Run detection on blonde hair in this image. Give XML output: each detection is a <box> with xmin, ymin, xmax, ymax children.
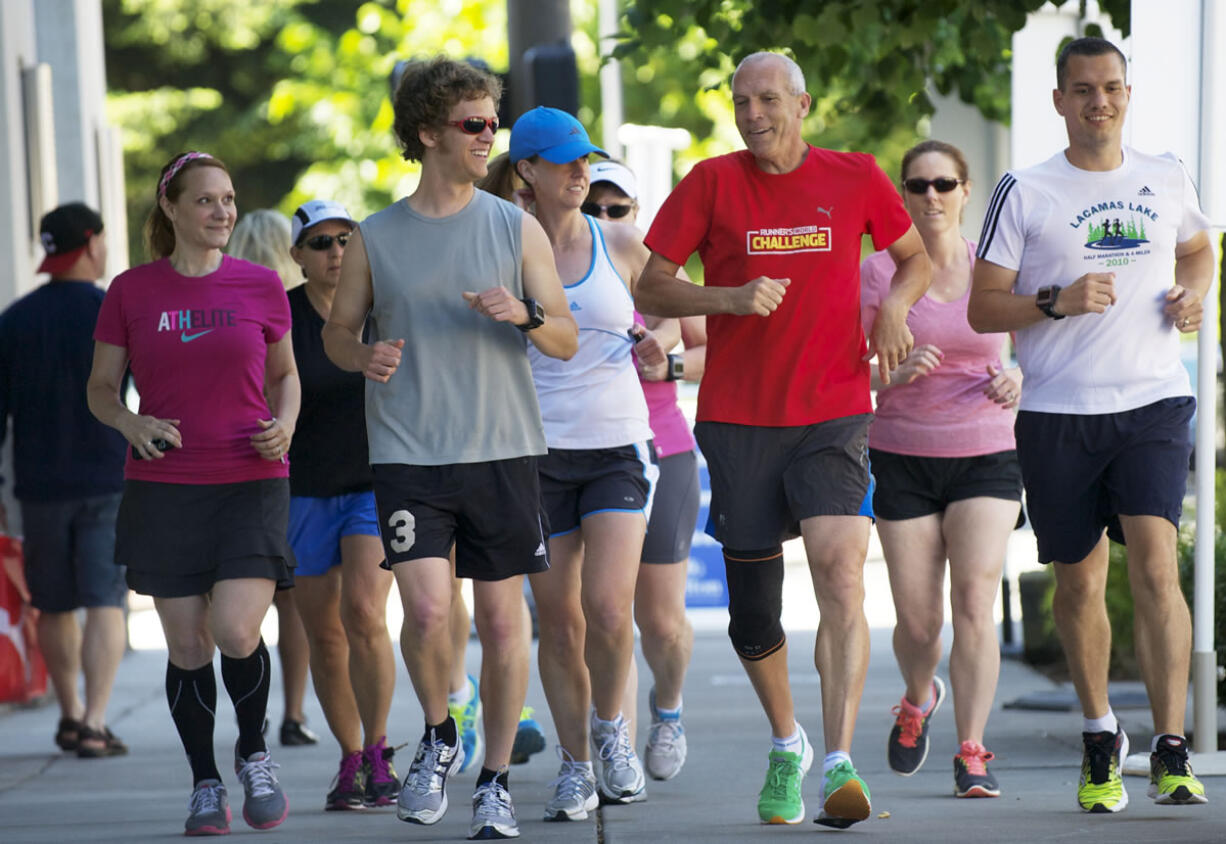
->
<box><xmin>228</xmin><ymin>209</ymin><xmax>300</xmax><ymax>289</ymax></box>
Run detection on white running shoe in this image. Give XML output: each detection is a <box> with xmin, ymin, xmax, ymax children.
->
<box><xmin>589</xmin><ymin>711</ymin><xmax>646</xmax><ymax>804</ymax></box>
<box><xmin>469</xmin><ymin>779</ymin><xmax>519</xmax><ymax>839</ymax></box>
<box><xmin>544</xmin><ymin>746</ymin><xmax>599</xmax><ymax>821</ymax></box>
<box><xmin>397</xmin><ymin>728</ymin><xmax>464</xmax><ymax>825</ymax></box>
<box><xmin>644</xmin><ymin>687</ymin><xmax>687</xmax><ymax>781</ymax></box>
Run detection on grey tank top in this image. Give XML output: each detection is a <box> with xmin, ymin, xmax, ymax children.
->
<box><xmin>360</xmin><ymin>190</ymin><xmax>546</xmax><ymax>466</ymax></box>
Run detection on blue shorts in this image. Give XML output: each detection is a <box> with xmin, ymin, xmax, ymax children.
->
<box><xmin>288</xmin><ymin>491</ymin><xmax>380</xmax><ymax>577</ymax></box>
<box><xmin>1015</xmin><ymin>397</ymin><xmax>1194</xmax><ymax>565</ymax></box>
<box><xmin>22</xmin><ymin>494</ymin><xmax>125</xmax><ymax>613</ymax></box>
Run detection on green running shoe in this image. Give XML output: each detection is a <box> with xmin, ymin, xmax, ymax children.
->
<box><xmin>814</xmin><ymin>760</ymin><xmax>871</xmax><ymax>829</ymax></box>
<box><xmin>1078</xmin><ymin>726</ymin><xmax>1129</xmax><ymax>813</ymax></box>
<box><xmin>757</xmin><ymin>725</ymin><xmax>813</xmax><ymax>824</ymax></box>
<box><xmin>1148</xmin><ymin>734</ymin><xmax>1207</xmax><ymax>805</ymax></box>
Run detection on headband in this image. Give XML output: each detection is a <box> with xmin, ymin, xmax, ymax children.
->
<box><xmin>158</xmin><ymin>151</ymin><xmax>213</xmax><ymax>199</ymax></box>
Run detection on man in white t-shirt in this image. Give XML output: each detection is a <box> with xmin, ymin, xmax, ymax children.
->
<box><xmin>969</xmin><ymin>37</ymin><xmax>1213</xmax><ymax>814</ymax></box>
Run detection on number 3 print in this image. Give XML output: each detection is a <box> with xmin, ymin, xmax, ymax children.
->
<box><xmin>388</xmin><ymin>509</ymin><xmax>416</xmax><ymax>553</ymax></box>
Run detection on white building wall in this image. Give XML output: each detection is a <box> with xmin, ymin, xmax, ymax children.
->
<box><xmin>0</xmin><ymin>1</ymin><xmax>41</xmax><ymax>302</ymax></box>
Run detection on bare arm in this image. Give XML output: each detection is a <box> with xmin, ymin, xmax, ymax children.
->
<box><xmin>251</xmin><ymin>333</ymin><xmax>300</xmax><ymax>461</ymax></box>
<box><xmin>867</xmin><ymin>225</ymin><xmax>931</xmax><ymax>384</ymax></box>
<box><xmin>512</xmin><ymin>213</ymin><xmax>578</xmax><ymax>359</ymax></box>
<box><xmin>968</xmin><ymin>258</ymin><xmax>1118</xmax><ymax>334</ymax></box>
<box><xmin>323</xmin><ymin>228</ymin><xmax>406</xmax><ymax>381</ymax></box>
<box><xmin>634</xmin><ymin>252</ymin><xmax>789</xmax><ymax>318</ymax></box>
<box><xmin>86</xmin><ymin>340</ymin><xmax>181</xmax><ymax>460</ymax></box>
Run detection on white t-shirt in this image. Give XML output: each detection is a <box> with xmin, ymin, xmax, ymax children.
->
<box><xmin>976</xmin><ymin>147</ymin><xmax>1208</xmax><ymax>414</ymax></box>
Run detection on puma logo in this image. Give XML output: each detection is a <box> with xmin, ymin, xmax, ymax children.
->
<box><xmin>816</xmin><ymin>205</ymin><xmax>833</xmax><ymax>218</ymax></box>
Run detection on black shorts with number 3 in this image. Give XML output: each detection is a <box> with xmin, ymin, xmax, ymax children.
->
<box><xmin>371</xmin><ymin>458</ymin><xmax>550</xmax><ymax>581</ymax></box>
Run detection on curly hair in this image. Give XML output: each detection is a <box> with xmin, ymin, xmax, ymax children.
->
<box><xmin>392</xmin><ymin>57</ymin><xmax>502</xmax><ymax>163</ymax></box>
<box><xmin>143</xmin><ymin>151</ymin><xmax>231</xmax><ymax>260</ymax></box>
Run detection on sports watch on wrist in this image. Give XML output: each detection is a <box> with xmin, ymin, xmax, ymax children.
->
<box><xmin>1036</xmin><ymin>285</ymin><xmax>1065</xmax><ymax>320</ymax></box>
<box><xmin>515</xmin><ymin>297</ymin><xmax>545</xmax><ymax>331</ymax></box>
<box><xmin>666</xmin><ymin>353</ymin><xmax>684</xmax><ymax>382</ymax></box>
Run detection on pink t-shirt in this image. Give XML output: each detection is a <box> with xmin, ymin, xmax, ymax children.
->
<box><xmin>859</xmin><ymin>241</ymin><xmax>1015</xmax><ymax>457</ymax></box>
<box><xmin>634</xmin><ymin>312</ymin><xmax>696</xmax><ymax>459</ymax></box>
<box><xmin>94</xmin><ymin>256</ymin><xmax>291</xmax><ymax>484</ymax></box>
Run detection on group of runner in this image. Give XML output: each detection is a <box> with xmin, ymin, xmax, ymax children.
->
<box><xmin>78</xmin><ymin>34</ymin><xmax>1210</xmax><ymax>841</ymax></box>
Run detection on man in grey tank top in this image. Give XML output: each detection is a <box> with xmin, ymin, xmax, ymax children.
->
<box><xmin>323</xmin><ymin>56</ymin><xmax>577</xmax><ymax>840</ymax></box>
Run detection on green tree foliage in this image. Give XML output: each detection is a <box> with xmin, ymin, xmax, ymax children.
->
<box><xmin>614</xmin><ymin>0</ymin><xmax>1131</xmax><ymax>177</ymax></box>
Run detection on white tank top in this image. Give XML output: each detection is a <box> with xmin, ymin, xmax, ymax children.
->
<box><xmin>528</xmin><ymin>216</ymin><xmax>653</xmax><ymax>449</ymax></box>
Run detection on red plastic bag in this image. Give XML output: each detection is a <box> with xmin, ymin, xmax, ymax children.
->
<box><xmin>0</xmin><ymin>535</ymin><xmax>48</xmax><ymax>703</ymax></box>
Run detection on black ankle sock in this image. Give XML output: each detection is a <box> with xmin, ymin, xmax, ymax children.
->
<box><xmin>220</xmin><ymin>639</ymin><xmax>271</xmax><ymax>759</ymax></box>
<box><xmin>166</xmin><ymin>660</ymin><xmax>221</xmax><ymax>785</ymax></box>
<box><xmin>424</xmin><ymin>716</ymin><xmax>458</xmax><ymax>747</ymax></box>
<box><xmin>476</xmin><ymin>767</ymin><xmax>508</xmax><ymax>789</ymax></box>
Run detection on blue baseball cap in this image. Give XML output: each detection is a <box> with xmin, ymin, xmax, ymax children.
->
<box><xmin>509</xmin><ymin>107</ymin><xmax>608</xmax><ymax>164</ymax></box>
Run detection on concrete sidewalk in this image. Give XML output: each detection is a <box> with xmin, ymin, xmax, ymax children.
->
<box><xmin>2</xmin><ymin>609</ymin><xmax>1224</xmax><ymax>842</ymax></box>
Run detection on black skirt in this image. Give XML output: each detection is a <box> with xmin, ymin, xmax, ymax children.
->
<box><xmin>116</xmin><ymin>478</ymin><xmax>295</xmax><ymax>597</ymax></box>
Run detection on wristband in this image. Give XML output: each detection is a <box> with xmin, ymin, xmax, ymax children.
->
<box><xmin>666</xmin><ymin>353</ymin><xmax>684</xmax><ymax>381</ymax></box>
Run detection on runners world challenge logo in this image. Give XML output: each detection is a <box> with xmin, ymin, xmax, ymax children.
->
<box><xmin>1068</xmin><ymin>197</ymin><xmax>1155</xmax><ymax>265</ymax></box>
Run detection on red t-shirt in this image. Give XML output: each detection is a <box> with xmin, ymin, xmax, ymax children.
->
<box><xmin>646</xmin><ymin>147</ymin><xmax>911</xmax><ymax>426</ymax></box>
<box><xmin>93</xmin><ymin>256</ymin><xmax>291</xmax><ymax>484</ymax></box>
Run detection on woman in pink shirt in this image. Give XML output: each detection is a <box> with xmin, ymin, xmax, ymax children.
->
<box><xmin>87</xmin><ymin>151</ymin><xmax>299</xmax><ymax>835</ymax></box>
<box><xmin>860</xmin><ymin>140</ymin><xmax>1021</xmax><ymax>800</ymax></box>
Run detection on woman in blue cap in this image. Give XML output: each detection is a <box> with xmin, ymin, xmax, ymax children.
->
<box><xmin>497</xmin><ymin>107</ymin><xmax>667</xmax><ymax>821</ymax></box>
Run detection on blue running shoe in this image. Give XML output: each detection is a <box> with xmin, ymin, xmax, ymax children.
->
<box><xmin>448</xmin><ymin>674</ymin><xmax>483</xmax><ymax>774</ymax></box>
<box><xmin>511</xmin><ymin>707</ymin><xmax>547</xmax><ymax>765</ymax></box>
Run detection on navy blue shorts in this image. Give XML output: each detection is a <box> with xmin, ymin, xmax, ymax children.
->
<box><xmin>22</xmin><ymin>494</ymin><xmax>126</xmax><ymax>613</ymax></box>
<box><xmin>1015</xmin><ymin>397</ymin><xmax>1194</xmax><ymax>564</ymax></box>
<box><xmin>870</xmin><ymin>449</ymin><xmax>1022</xmax><ymax>521</ymax></box>
<box><xmin>288</xmin><ymin>491</ymin><xmax>380</xmax><ymax>577</ymax></box>
<box><xmin>694</xmin><ymin>415</ymin><xmax>873</xmax><ymax>548</ymax></box>
<box><xmin>538</xmin><ymin>441</ymin><xmax>658</xmax><ymax>538</ymax></box>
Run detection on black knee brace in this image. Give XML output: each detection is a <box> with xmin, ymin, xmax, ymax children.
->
<box><xmin>724</xmin><ymin>546</ymin><xmax>786</xmax><ymax>661</ymax></box>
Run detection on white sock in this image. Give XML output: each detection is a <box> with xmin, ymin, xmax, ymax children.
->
<box><xmin>448</xmin><ymin>676</ymin><xmax>475</xmax><ymax>706</ymax></box>
<box><xmin>771</xmin><ymin>724</ymin><xmax>804</xmax><ymax>756</ymax></box>
<box><xmin>822</xmin><ymin>751</ymin><xmax>851</xmax><ymax>776</ymax></box>
<box><xmin>592</xmin><ymin>712</ymin><xmax>623</xmax><ymax>730</ymax></box>
<box><xmin>654</xmin><ymin>698</ymin><xmax>682</xmax><ymax>719</ymax></box>
<box><xmin>1083</xmin><ymin>710</ymin><xmax>1118</xmax><ymax>735</ymax></box>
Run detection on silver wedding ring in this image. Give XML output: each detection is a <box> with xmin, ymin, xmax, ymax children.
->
<box><xmin>1180</xmin><ymin>318</ymin><xmax>1189</xmax><ymax>328</ymax></box>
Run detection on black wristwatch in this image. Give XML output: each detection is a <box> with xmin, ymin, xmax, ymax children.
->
<box><xmin>515</xmin><ymin>297</ymin><xmax>545</xmax><ymax>331</ymax></box>
<box><xmin>666</xmin><ymin>353</ymin><xmax>684</xmax><ymax>381</ymax></box>
<box><xmin>1036</xmin><ymin>285</ymin><xmax>1065</xmax><ymax>320</ymax></box>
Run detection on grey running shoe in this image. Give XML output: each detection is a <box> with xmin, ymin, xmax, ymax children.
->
<box><xmin>234</xmin><ymin>746</ymin><xmax>289</xmax><ymax>830</ymax></box>
<box><xmin>469</xmin><ymin>780</ymin><xmax>520</xmax><ymax>839</ymax></box>
<box><xmin>589</xmin><ymin>712</ymin><xmax>646</xmax><ymax>804</ymax></box>
<box><xmin>185</xmin><ymin>779</ymin><xmax>231</xmax><ymax>836</ymax></box>
<box><xmin>544</xmin><ymin>746</ymin><xmax>598</xmax><ymax>821</ymax></box>
<box><xmin>397</xmin><ymin>729</ymin><xmax>464</xmax><ymax>825</ymax></box>
<box><xmin>644</xmin><ymin>688</ymin><xmax>687</xmax><ymax>781</ymax></box>
<box><xmin>326</xmin><ymin>750</ymin><xmax>366</xmax><ymax>811</ymax></box>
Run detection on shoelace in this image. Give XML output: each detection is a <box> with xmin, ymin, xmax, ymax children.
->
<box><xmin>190</xmin><ymin>782</ymin><xmax>225</xmax><ymax>816</ymax></box>
<box><xmin>648</xmin><ymin>717</ymin><xmax>684</xmax><ymax>752</ymax></box>
<box><xmin>957</xmin><ymin>742</ymin><xmax>995</xmax><ymax>776</ymax></box>
<box><xmin>1083</xmin><ymin>732</ymin><xmax>1115</xmax><ymax>784</ymax></box>
<box><xmin>764</xmin><ymin>755</ymin><xmax>802</xmax><ymax>798</ymax></box>
<box><xmin>473</xmin><ymin>781</ymin><xmax>515</xmax><ymax>821</ymax></box>
<box><xmin>1154</xmin><ymin>744</ymin><xmax>1191</xmax><ymax>777</ymax></box>
<box><xmin>594</xmin><ymin>720</ymin><xmax>635</xmax><ymax>772</ymax></box>
<box><xmin>334</xmin><ymin>751</ymin><xmax>363</xmax><ymax>791</ymax></box>
<box><xmin>547</xmin><ymin>748</ymin><xmax>594</xmax><ymax>801</ymax></box>
<box><xmin>366</xmin><ymin>739</ymin><xmax>396</xmax><ymax>784</ymax></box>
<box><xmin>407</xmin><ymin>740</ymin><xmax>449</xmax><ymax>796</ymax></box>
<box><xmin>891</xmin><ymin>699</ymin><xmax>925</xmax><ymax>748</ymax></box>
<box><xmin>237</xmin><ymin>754</ymin><xmax>281</xmax><ymax>799</ymax></box>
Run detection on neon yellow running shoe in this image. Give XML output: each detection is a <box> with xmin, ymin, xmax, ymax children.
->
<box><xmin>815</xmin><ymin>760</ymin><xmax>871</xmax><ymax>829</ymax></box>
<box><xmin>1078</xmin><ymin>726</ymin><xmax>1129</xmax><ymax>813</ymax></box>
<box><xmin>1148</xmin><ymin>734</ymin><xmax>1207</xmax><ymax>805</ymax></box>
<box><xmin>447</xmin><ymin>674</ymin><xmax>482</xmax><ymax>774</ymax></box>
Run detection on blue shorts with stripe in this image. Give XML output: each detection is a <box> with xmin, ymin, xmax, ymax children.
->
<box><xmin>288</xmin><ymin>490</ymin><xmax>381</xmax><ymax>577</ymax></box>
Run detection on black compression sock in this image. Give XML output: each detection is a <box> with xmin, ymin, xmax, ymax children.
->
<box><xmin>220</xmin><ymin>638</ymin><xmax>271</xmax><ymax>759</ymax></box>
<box><xmin>166</xmin><ymin>660</ymin><xmax>221</xmax><ymax>785</ymax></box>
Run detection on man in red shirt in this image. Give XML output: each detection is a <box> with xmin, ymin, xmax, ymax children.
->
<box><xmin>636</xmin><ymin>51</ymin><xmax>930</xmax><ymax>829</ymax></box>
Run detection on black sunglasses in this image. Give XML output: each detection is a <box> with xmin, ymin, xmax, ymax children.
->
<box><xmin>903</xmin><ymin>177</ymin><xmax>965</xmax><ymax>194</ymax></box>
<box><xmin>304</xmin><ymin>233</ymin><xmax>350</xmax><ymax>251</ymax></box>
<box><xmin>581</xmin><ymin>202</ymin><xmax>634</xmax><ymax>219</ymax></box>
<box><xmin>447</xmin><ymin>116</ymin><xmax>500</xmax><ymax>135</ymax></box>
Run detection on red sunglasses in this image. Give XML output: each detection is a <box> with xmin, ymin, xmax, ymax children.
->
<box><xmin>447</xmin><ymin>116</ymin><xmax>500</xmax><ymax>135</ymax></box>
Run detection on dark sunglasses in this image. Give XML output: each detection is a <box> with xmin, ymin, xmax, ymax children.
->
<box><xmin>447</xmin><ymin>116</ymin><xmax>500</xmax><ymax>135</ymax></box>
<box><xmin>304</xmin><ymin>233</ymin><xmax>350</xmax><ymax>251</ymax></box>
<box><xmin>903</xmin><ymin>177</ymin><xmax>965</xmax><ymax>194</ymax></box>
<box><xmin>581</xmin><ymin>202</ymin><xmax>635</xmax><ymax>219</ymax></box>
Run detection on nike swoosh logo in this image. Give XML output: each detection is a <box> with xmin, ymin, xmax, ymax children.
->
<box><xmin>180</xmin><ymin>329</ymin><xmax>214</xmax><ymax>342</ymax></box>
